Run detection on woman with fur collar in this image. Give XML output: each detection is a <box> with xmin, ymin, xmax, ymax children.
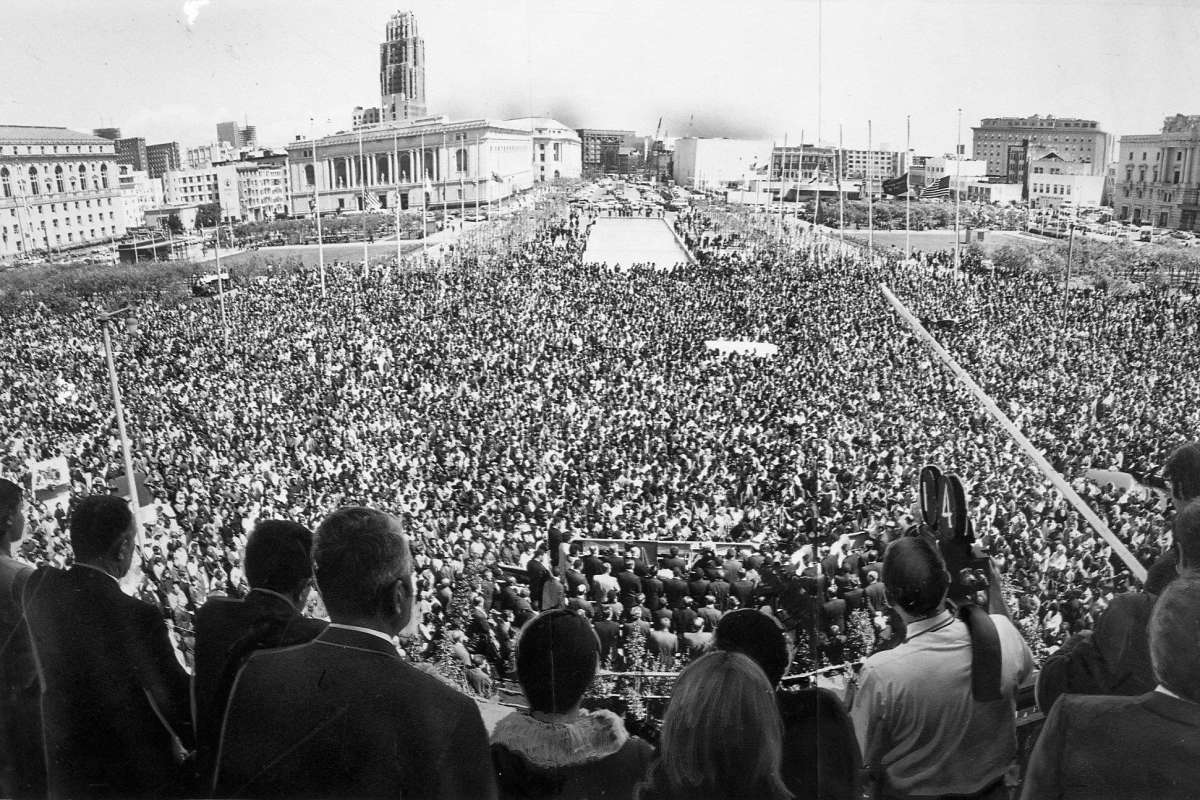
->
<box><xmin>491</xmin><ymin>609</ymin><xmax>653</xmax><ymax>800</ymax></box>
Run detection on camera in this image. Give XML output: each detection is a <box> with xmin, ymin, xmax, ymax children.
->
<box><xmin>916</xmin><ymin>465</ymin><xmax>991</xmax><ymax>605</ymax></box>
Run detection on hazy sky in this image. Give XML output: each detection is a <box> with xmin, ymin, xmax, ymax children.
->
<box><xmin>4</xmin><ymin>0</ymin><xmax>1199</xmax><ymax>155</ymax></box>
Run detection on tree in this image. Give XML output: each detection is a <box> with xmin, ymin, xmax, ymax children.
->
<box><xmin>165</xmin><ymin>213</ymin><xmax>184</xmax><ymax>235</ymax></box>
<box><xmin>195</xmin><ymin>203</ymin><xmax>221</xmax><ymax>229</ymax></box>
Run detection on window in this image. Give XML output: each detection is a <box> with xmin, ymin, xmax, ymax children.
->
<box><xmin>1174</xmin><ymin>171</ymin><xmax>1181</xmax><ymax>184</ymax></box>
<box><xmin>28</xmin><ymin>167</ymin><xmax>39</xmax><ymax>195</ymax></box>
<box><xmin>100</xmin><ymin>164</ymin><xmax>109</xmax><ymax>189</ymax></box>
<box><xmin>455</xmin><ymin>148</ymin><xmax>468</xmax><ymax>173</ymax></box>
<box><xmin>0</xmin><ymin>167</ymin><xmax>9</xmax><ymax>198</ymax></box>
<box><xmin>55</xmin><ymin>166</ymin><xmax>65</xmax><ymax>193</ymax></box>
<box><xmin>1178</xmin><ymin>152</ymin><xmax>1184</xmax><ymax>162</ymax></box>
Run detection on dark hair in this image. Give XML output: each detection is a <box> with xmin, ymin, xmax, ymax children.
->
<box><xmin>70</xmin><ymin>495</ymin><xmax>134</xmax><ymax>561</ymax></box>
<box><xmin>714</xmin><ymin>609</ymin><xmax>790</xmax><ymax>686</ymax></box>
<box><xmin>516</xmin><ymin>609</ymin><xmax>599</xmax><ymax>713</ymax></box>
<box><xmin>1165</xmin><ymin>442</ymin><xmax>1200</xmax><ymax>504</ymax></box>
<box><xmin>881</xmin><ymin>536</ymin><xmax>948</xmax><ymax>615</ymax></box>
<box><xmin>1174</xmin><ymin>501</ymin><xmax>1200</xmax><ymax>569</ymax></box>
<box><xmin>314</xmin><ymin>507</ymin><xmax>410</xmax><ymax>619</ymax></box>
<box><xmin>244</xmin><ymin>520</ymin><xmax>315</xmax><ymax>594</ymax></box>
<box><xmin>1150</xmin><ymin>573</ymin><xmax>1200</xmax><ymax>702</ymax></box>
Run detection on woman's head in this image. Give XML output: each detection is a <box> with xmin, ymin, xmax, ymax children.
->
<box><xmin>656</xmin><ymin>651</ymin><xmax>789</xmax><ymax>799</ymax></box>
<box><xmin>516</xmin><ymin>609</ymin><xmax>600</xmax><ymax>714</ymax></box>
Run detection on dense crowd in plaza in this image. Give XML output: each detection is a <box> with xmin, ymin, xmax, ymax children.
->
<box><xmin>2</xmin><ymin>183</ymin><xmax>1200</xmax><ymax>798</ymax></box>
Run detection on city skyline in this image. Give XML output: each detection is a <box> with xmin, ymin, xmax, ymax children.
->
<box><xmin>5</xmin><ymin>0</ymin><xmax>1200</xmax><ymax>154</ymax></box>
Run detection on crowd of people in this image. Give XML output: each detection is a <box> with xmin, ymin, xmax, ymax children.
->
<box><xmin>1</xmin><ymin>182</ymin><xmax>1199</xmax><ymax>797</ymax></box>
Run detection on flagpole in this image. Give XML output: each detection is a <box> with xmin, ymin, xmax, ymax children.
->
<box><xmin>796</xmin><ymin>129</ymin><xmax>803</xmax><ymax>225</ymax></box>
<box><xmin>420</xmin><ymin>130</ymin><xmax>427</xmax><ymax>263</ymax></box>
<box><xmin>867</xmin><ymin>119</ymin><xmax>874</xmax><ymax>252</ymax></box>
<box><xmin>359</xmin><ymin>128</ymin><xmax>369</xmax><ymax>276</ymax></box>
<box><xmin>905</xmin><ymin>115</ymin><xmax>912</xmax><ymax>262</ymax></box>
<box><xmin>954</xmin><ymin>107</ymin><xmax>963</xmax><ymax>275</ymax></box>
<box><xmin>779</xmin><ymin>132</ymin><xmax>787</xmax><ymax>234</ymax></box>
<box><xmin>393</xmin><ymin>129</ymin><xmax>401</xmax><ymax>277</ymax></box>
<box><xmin>838</xmin><ymin>124</ymin><xmax>845</xmax><ymax>255</ymax></box>
<box><xmin>311</xmin><ymin>118</ymin><xmax>326</xmax><ymax>298</ymax></box>
<box><xmin>441</xmin><ymin>131</ymin><xmax>449</xmax><ymax>232</ymax></box>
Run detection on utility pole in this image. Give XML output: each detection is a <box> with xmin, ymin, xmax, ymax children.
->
<box><xmin>1062</xmin><ymin>222</ymin><xmax>1076</xmax><ymax>333</ymax></box>
<box><xmin>310</xmin><ymin>118</ymin><xmax>326</xmax><ymax>297</ymax></box>
<box><xmin>954</xmin><ymin>107</ymin><xmax>963</xmax><ymax>274</ymax></box>
<box><xmin>905</xmin><ymin>115</ymin><xmax>912</xmax><ymax>262</ymax></box>
<box><xmin>213</xmin><ymin>204</ymin><xmax>230</xmax><ymax>352</ymax></box>
<box><xmin>98</xmin><ymin>306</ymin><xmax>142</xmax><ymax>543</ymax></box>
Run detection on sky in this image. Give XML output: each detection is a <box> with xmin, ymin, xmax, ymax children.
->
<box><xmin>4</xmin><ymin>0</ymin><xmax>1200</xmax><ymax>156</ymax></box>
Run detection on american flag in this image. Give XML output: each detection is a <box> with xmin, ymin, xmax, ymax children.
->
<box><xmin>920</xmin><ymin>175</ymin><xmax>951</xmax><ymax>199</ymax></box>
<box><xmin>364</xmin><ymin>193</ymin><xmax>382</xmax><ymax>212</ymax></box>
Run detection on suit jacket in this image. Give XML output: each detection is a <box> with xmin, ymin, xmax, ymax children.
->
<box><xmin>593</xmin><ymin>620</ymin><xmax>621</xmax><ymax>665</ymax></box>
<box><xmin>0</xmin><ymin>555</ymin><xmax>42</xmax><ymax>799</ymax></box>
<box><xmin>640</xmin><ymin>575</ymin><xmax>663</xmax><ymax>612</ymax></box>
<box><xmin>213</xmin><ymin>626</ymin><xmax>497</xmax><ymax>800</ymax></box>
<box><xmin>865</xmin><ymin>583</ymin><xmax>888</xmax><ymax>615</ymax></box>
<box><xmin>687</xmin><ymin>577</ymin><xmax>711</xmax><ymax>605</ymax></box>
<box><xmin>191</xmin><ymin>589</ymin><xmax>327</xmax><ymax>780</ymax></box>
<box><xmin>662</xmin><ymin>578</ymin><xmax>689</xmax><ymax>608</ymax></box>
<box><xmin>708</xmin><ymin>578</ymin><xmax>731</xmax><ymax>609</ymax></box>
<box><xmin>24</xmin><ymin>565</ymin><xmax>193</xmax><ymax>799</ymax></box>
<box><xmin>615</xmin><ymin>570</ymin><xmax>642</xmax><ymax>606</ymax></box>
<box><xmin>1022</xmin><ymin>691</ymin><xmax>1200</xmax><ymax>800</ymax></box>
<box><xmin>731</xmin><ymin>578</ymin><xmax>756</xmax><ymax>608</ymax></box>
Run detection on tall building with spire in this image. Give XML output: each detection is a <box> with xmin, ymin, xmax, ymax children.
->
<box><xmin>380</xmin><ymin>11</ymin><xmax>426</xmax><ymax>122</ymax></box>
<box><xmin>355</xmin><ymin>10</ymin><xmax>428</xmax><ymax>128</ymax></box>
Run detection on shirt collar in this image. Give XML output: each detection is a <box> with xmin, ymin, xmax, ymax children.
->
<box><xmin>904</xmin><ymin>608</ymin><xmax>954</xmax><ymax>638</ymax></box>
<box><xmin>72</xmin><ymin>561</ymin><xmax>121</xmax><ymax>586</ymax></box>
<box><xmin>327</xmin><ymin>622</ymin><xmax>397</xmax><ymax>647</ymax></box>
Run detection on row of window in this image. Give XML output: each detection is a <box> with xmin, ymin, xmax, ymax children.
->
<box><xmin>0</xmin><ymin>144</ymin><xmax>111</xmax><ymax>156</ymax></box>
<box><xmin>1</xmin><ymin>164</ymin><xmax>111</xmax><ymax>197</ymax></box>
<box><xmin>1126</xmin><ymin>151</ymin><xmax>1183</xmax><ymax>162</ymax></box>
<box><xmin>2</xmin><ymin>225</ymin><xmax>114</xmax><ymax>247</ymax></box>
<box><xmin>1032</xmin><ymin>183</ymin><xmax>1073</xmax><ymax>195</ymax></box>
<box><xmin>1124</xmin><ymin>168</ymin><xmax>1183</xmax><ymax>184</ymax></box>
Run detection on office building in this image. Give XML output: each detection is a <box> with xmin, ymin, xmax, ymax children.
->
<box><xmin>355</xmin><ymin>11</ymin><xmax>428</xmax><ymax>127</ymax></box>
<box><xmin>1117</xmin><ymin>114</ymin><xmax>1200</xmax><ymax>230</ymax></box>
<box><xmin>146</xmin><ymin>142</ymin><xmax>181</xmax><ymax>179</ymax></box>
<box><xmin>216</xmin><ymin>121</ymin><xmax>241</xmax><ymax>148</ymax></box>
<box><xmin>186</xmin><ymin>142</ymin><xmax>238</xmax><ymax>170</ymax></box>
<box><xmin>115</xmin><ymin>164</ymin><xmax>165</xmax><ymax>229</ymax></box>
<box><xmin>0</xmin><ymin>126</ymin><xmax>125</xmax><ymax>259</ymax></box>
<box><xmin>1027</xmin><ymin>152</ymin><xmax>1104</xmax><ymax>211</ymax></box>
<box><xmin>578</xmin><ymin>129</ymin><xmax>636</xmax><ymax>177</ymax></box>
<box><xmin>285</xmin><ymin>115</ymin><xmax>532</xmax><ymax>215</ymax></box>
<box><xmin>233</xmin><ymin>161</ymin><xmax>288</xmax><ymax>221</ymax></box>
<box><xmin>239</xmin><ymin>125</ymin><xmax>258</xmax><ymax>150</ymax></box>
<box><xmin>162</xmin><ymin>164</ymin><xmax>241</xmax><ymax>220</ymax></box>
<box><xmin>115</xmin><ymin>137</ymin><xmax>147</xmax><ymax>171</ymax></box>
<box><xmin>673</xmin><ymin>137</ymin><xmax>771</xmax><ymax>190</ymax></box>
<box><xmin>972</xmin><ymin>115</ymin><xmax>1112</xmax><ymax>178</ymax></box>
<box><xmin>505</xmin><ymin>118</ymin><xmax>582</xmax><ymax>181</ymax></box>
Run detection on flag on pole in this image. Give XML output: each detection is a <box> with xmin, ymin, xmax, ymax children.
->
<box><xmin>920</xmin><ymin>175</ymin><xmax>951</xmax><ymax>199</ymax></box>
<box><xmin>491</xmin><ymin>172</ymin><xmax>503</xmax><ymax>183</ymax></box>
<box><xmin>882</xmin><ymin>174</ymin><xmax>910</xmax><ymax>196</ymax></box>
<box><xmin>364</xmin><ymin>193</ymin><xmax>382</xmax><ymax>212</ymax></box>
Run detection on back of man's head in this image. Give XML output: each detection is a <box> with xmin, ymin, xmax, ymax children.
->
<box><xmin>1150</xmin><ymin>573</ymin><xmax>1200</xmax><ymax>702</ymax></box>
<box><xmin>881</xmin><ymin>536</ymin><xmax>949</xmax><ymax>616</ymax></box>
<box><xmin>315</xmin><ymin>507</ymin><xmax>411</xmax><ymax>625</ymax></box>
<box><xmin>244</xmin><ymin>520</ymin><xmax>315</xmax><ymax>597</ymax></box>
<box><xmin>1164</xmin><ymin>442</ymin><xmax>1200</xmax><ymax>506</ymax></box>
<box><xmin>1174</xmin><ymin>501</ymin><xmax>1200</xmax><ymax>571</ymax></box>
<box><xmin>70</xmin><ymin>494</ymin><xmax>134</xmax><ymax>563</ymax></box>
<box><xmin>714</xmin><ymin>608</ymin><xmax>789</xmax><ymax>687</ymax></box>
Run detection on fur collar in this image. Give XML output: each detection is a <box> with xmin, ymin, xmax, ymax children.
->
<box><xmin>491</xmin><ymin>709</ymin><xmax>630</xmax><ymax>768</ymax></box>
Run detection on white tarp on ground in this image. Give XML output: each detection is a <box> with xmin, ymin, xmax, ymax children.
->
<box><xmin>581</xmin><ymin>217</ymin><xmax>690</xmax><ymax>270</ymax></box>
<box><xmin>705</xmin><ymin>340</ymin><xmax>778</xmax><ymax>357</ymax></box>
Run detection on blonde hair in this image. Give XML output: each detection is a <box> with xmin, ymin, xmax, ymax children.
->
<box><xmin>652</xmin><ymin>651</ymin><xmax>791</xmax><ymax>800</ymax></box>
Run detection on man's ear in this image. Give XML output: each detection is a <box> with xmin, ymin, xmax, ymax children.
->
<box><xmin>394</xmin><ymin>573</ymin><xmax>417</xmax><ymax>635</ymax></box>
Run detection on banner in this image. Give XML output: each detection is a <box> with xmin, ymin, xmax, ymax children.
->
<box><xmin>27</xmin><ymin>456</ymin><xmax>70</xmax><ymax>499</ymax></box>
<box><xmin>108</xmin><ymin>471</ymin><xmax>154</xmax><ymax>508</ymax></box>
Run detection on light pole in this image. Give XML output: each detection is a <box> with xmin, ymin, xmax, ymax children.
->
<box><xmin>213</xmin><ymin>213</ymin><xmax>230</xmax><ymax>352</ymax></box>
<box><xmin>98</xmin><ymin>306</ymin><xmax>142</xmax><ymax>544</ymax></box>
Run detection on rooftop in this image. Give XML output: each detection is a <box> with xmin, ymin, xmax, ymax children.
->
<box><xmin>0</xmin><ymin>125</ymin><xmax>112</xmax><ymax>145</ymax></box>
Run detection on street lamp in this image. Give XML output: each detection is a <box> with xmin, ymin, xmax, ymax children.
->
<box><xmin>97</xmin><ymin>305</ymin><xmax>142</xmax><ymax>544</ymax></box>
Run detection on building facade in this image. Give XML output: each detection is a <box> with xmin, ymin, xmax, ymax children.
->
<box><xmin>162</xmin><ymin>164</ymin><xmax>241</xmax><ymax>220</ymax></box>
<box><xmin>216</xmin><ymin>121</ymin><xmax>240</xmax><ymax>148</ymax></box>
<box><xmin>505</xmin><ymin>118</ymin><xmax>582</xmax><ymax>181</ymax></box>
<box><xmin>115</xmin><ymin>136</ymin><xmax>147</xmax><ymax>171</ymax></box>
<box><xmin>285</xmin><ymin>116</ymin><xmax>533</xmax><ymax>216</ymax></box>
<box><xmin>356</xmin><ymin>11</ymin><xmax>428</xmax><ymax>127</ymax></box>
<box><xmin>0</xmin><ymin>126</ymin><xmax>125</xmax><ymax>259</ymax></box>
<box><xmin>972</xmin><ymin>115</ymin><xmax>1112</xmax><ymax>178</ymax></box>
<box><xmin>234</xmin><ymin>162</ymin><xmax>289</xmax><ymax>221</ymax></box>
<box><xmin>578</xmin><ymin>129</ymin><xmax>636</xmax><ymax>177</ymax></box>
<box><xmin>1117</xmin><ymin>115</ymin><xmax>1200</xmax><ymax>230</ymax></box>
<box><xmin>146</xmin><ymin>142</ymin><xmax>181</xmax><ymax>179</ymax></box>
<box><xmin>673</xmin><ymin>137</ymin><xmax>771</xmax><ymax>190</ymax></box>
<box><xmin>1027</xmin><ymin>152</ymin><xmax>1104</xmax><ymax>210</ymax></box>
<box><xmin>115</xmin><ymin>164</ymin><xmax>164</xmax><ymax>230</ymax></box>
<box><xmin>187</xmin><ymin>142</ymin><xmax>239</xmax><ymax>170</ymax></box>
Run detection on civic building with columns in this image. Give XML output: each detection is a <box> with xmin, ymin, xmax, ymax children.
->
<box><xmin>285</xmin><ymin>116</ymin><xmax>533</xmax><ymax>216</ymax></box>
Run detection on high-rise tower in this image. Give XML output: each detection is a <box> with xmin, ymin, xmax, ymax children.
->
<box><xmin>379</xmin><ymin>11</ymin><xmax>427</xmax><ymax>122</ymax></box>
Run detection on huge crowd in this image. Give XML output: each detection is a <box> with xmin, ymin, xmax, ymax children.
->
<box><xmin>2</xmin><ymin>184</ymin><xmax>1199</xmax><ymax>798</ymax></box>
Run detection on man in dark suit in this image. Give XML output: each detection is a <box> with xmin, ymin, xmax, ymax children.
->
<box><xmin>214</xmin><ymin>506</ymin><xmax>496</xmax><ymax>800</ymax></box>
<box><xmin>731</xmin><ymin>568</ymin><xmax>757</xmax><ymax>608</ymax></box>
<box><xmin>647</xmin><ymin>616</ymin><xmax>678</xmax><ymax>669</ymax></box>
<box><xmin>24</xmin><ymin>495</ymin><xmax>194</xmax><ymax>798</ymax></box>
<box><xmin>662</xmin><ymin>569</ymin><xmax>689</xmax><ymax>609</ymax></box>
<box><xmin>563</xmin><ymin>559</ymin><xmax>588</xmax><ymax>599</ymax></box>
<box><xmin>616</xmin><ymin>560</ymin><xmax>642</xmax><ymax>613</ymax></box>
<box><xmin>1023</xmin><ymin>573</ymin><xmax>1200</xmax><ymax>799</ymax></box>
<box><xmin>566</xmin><ymin>584</ymin><xmax>594</xmax><ymax>617</ymax></box>
<box><xmin>822</xmin><ymin>587</ymin><xmax>848</xmax><ymax>635</ymax></box>
<box><xmin>864</xmin><ymin>570</ymin><xmax>888</xmax><ymax>615</ymax></box>
<box><xmin>672</xmin><ymin>596</ymin><xmax>698</xmax><ymax>637</ymax></box>
<box><xmin>580</xmin><ymin>545</ymin><xmax>605</xmax><ymax>581</ymax></box>
<box><xmin>660</xmin><ymin>546</ymin><xmax>687</xmax><ymax>575</ymax></box>
<box><xmin>686</xmin><ymin>570</ymin><xmax>711</xmax><ymax>605</ymax></box>
<box><xmin>191</xmin><ymin>520</ymin><xmax>327</xmax><ymax>782</ymax></box>
<box><xmin>640</xmin><ymin>571</ymin><xmax>663</xmax><ymax>612</ymax></box>
<box><xmin>0</xmin><ymin>479</ymin><xmax>42</xmax><ymax>799</ymax></box>
<box><xmin>592</xmin><ymin>607</ymin><xmax>621</xmax><ymax>666</ymax></box>
<box><xmin>708</xmin><ymin>574</ymin><xmax>731</xmax><ymax>610</ymax></box>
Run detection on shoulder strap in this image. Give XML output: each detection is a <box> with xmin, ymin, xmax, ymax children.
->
<box><xmin>959</xmin><ymin>604</ymin><xmax>1003</xmax><ymax>702</ymax></box>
